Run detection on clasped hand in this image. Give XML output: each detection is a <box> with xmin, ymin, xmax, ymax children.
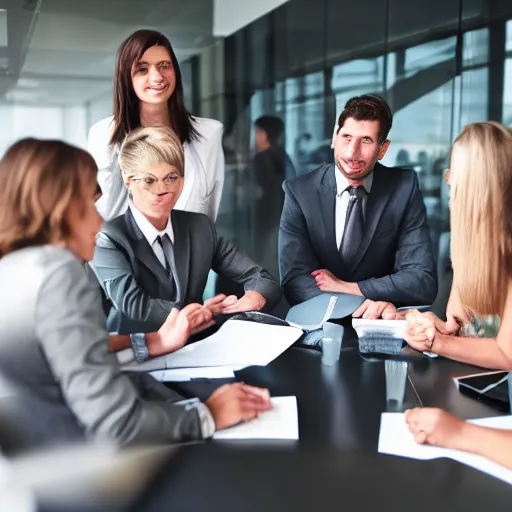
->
<box><xmin>404</xmin><ymin>311</ymin><xmax>460</xmax><ymax>353</ymax></box>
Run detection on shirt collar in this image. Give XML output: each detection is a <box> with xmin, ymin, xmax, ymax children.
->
<box><xmin>129</xmin><ymin>201</ymin><xmax>174</xmax><ymax>245</ymax></box>
<box><xmin>334</xmin><ymin>167</ymin><xmax>374</xmax><ymax>196</ymax></box>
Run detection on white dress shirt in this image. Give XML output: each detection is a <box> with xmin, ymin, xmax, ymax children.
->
<box><xmin>129</xmin><ymin>203</ymin><xmax>174</xmax><ymax>269</ymax></box>
<box><xmin>335</xmin><ymin>168</ymin><xmax>374</xmax><ymax>249</ymax></box>
<box><xmin>128</xmin><ymin>205</ymin><xmax>214</xmax><ymax>437</ymax></box>
<box><xmin>88</xmin><ymin>116</ymin><xmax>225</xmax><ymax>222</ymax></box>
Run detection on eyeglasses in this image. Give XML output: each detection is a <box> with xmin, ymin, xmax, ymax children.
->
<box><xmin>131</xmin><ymin>174</ymin><xmax>182</xmax><ymax>191</ymax></box>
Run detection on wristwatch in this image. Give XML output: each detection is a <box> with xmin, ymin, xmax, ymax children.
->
<box><xmin>130</xmin><ymin>332</ymin><xmax>149</xmax><ymax>364</ymax></box>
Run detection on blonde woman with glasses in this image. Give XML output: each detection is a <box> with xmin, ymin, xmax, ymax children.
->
<box><xmin>402</xmin><ymin>121</ymin><xmax>512</xmax><ymax>470</ymax></box>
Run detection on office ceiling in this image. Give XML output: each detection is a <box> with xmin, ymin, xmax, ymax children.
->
<box><xmin>0</xmin><ymin>0</ymin><xmax>217</xmax><ymax>106</ymax></box>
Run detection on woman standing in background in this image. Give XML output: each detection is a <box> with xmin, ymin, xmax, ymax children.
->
<box><xmin>88</xmin><ymin>29</ymin><xmax>225</xmax><ymax>222</ymax></box>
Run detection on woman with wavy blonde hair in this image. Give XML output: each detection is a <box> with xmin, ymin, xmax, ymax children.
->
<box><xmin>0</xmin><ymin>138</ymin><xmax>270</xmax><ymax>455</ymax></box>
<box><xmin>403</xmin><ymin>121</ymin><xmax>512</xmax><ymax>470</ymax></box>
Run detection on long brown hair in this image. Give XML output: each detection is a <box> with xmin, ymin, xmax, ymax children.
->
<box><xmin>110</xmin><ymin>29</ymin><xmax>199</xmax><ymax>147</ymax></box>
<box><xmin>450</xmin><ymin>122</ymin><xmax>512</xmax><ymax>318</ymax></box>
<box><xmin>0</xmin><ymin>138</ymin><xmax>97</xmax><ymax>258</ymax></box>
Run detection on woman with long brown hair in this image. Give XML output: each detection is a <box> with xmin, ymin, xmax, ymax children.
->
<box><xmin>88</xmin><ymin>29</ymin><xmax>224</xmax><ymax>222</ymax></box>
<box><xmin>0</xmin><ymin>138</ymin><xmax>269</xmax><ymax>455</ymax></box>
<box><xmin>402</xmin><ymin>121</ymin><xmax>512</xmax><ymax>469</ymax></box>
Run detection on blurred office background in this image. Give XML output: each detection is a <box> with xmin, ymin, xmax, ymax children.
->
<box><xmin>1</xmin><ymin>0</ymin><xmax>512</xmax><ymax>314</ymax></box>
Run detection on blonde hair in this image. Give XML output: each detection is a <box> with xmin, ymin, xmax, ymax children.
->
<box><xmin>118</xmin><ymin>126</ymin><xmax>185</xmax><ymax>182</ymax></box>
<box><xmin>0</xmin><ymin>138</ymin><xmax>97</xmax><ymax>258</ymax></box>
<box><xmin>450</xmin><ymin>121</ymin><xmax>512</xmax><ymax>318</ymax></box>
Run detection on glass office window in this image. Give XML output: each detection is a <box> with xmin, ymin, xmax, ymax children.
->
<box><xmin>504</xmin><ymin>59</ymin><xmax>512</xmax><ymax>126</ymax></box>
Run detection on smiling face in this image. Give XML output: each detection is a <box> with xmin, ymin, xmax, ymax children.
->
<box><xmin>127</xmin><ymin>162</ymin><xmax>184</xmax><ymax>225</ymax></box>
<box><xmin>131</xmin><ymin>45</ymin><xmax>176</xmax><ymax>106</ymax></box>
<box><xmin>334</xmin><ymin>117</ymin><xmax>390</xmax><ymax>184</ymax></box>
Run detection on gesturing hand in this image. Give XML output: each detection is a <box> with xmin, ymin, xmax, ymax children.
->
<box><xmin>150</xmin><ymin>304</ymin><xmax>214</xmax><ymax>356</ymax></box>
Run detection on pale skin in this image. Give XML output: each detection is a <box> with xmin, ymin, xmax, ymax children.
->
<box><xmin>404</xmin><ymin>287</ymin><xmax>512</xmax><ymax>470</ymax></box>
<box><xmin>403</xmin><ymin>135</ymin><xmax>512</xmax><ymax>468</ymax></box>
<box><xmin>312</xmin><ymin>117</ymin><xmax>394</xmax><ymax>320</ymax></box>
<box><xmin>405</xmin><ymin>408</ymin><xmax>512</xmax><ymax>472</ymax></box>
<box><xmin>126</xmin><ymin>162</ymin><xmax>267</xmax><ymax>315</ymax></box>
<box><xmin>131</xmin><ymin>45</ymin><xmax>176</xmax><ymax>129</ymax></box>
<box><xmin>67</xmin><ymin>179</ymin><xmax>272</xmax><ymax>429</ymax></box>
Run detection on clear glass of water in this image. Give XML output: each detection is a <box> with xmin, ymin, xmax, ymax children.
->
<box><xmin>321</xmin><ymin>336</ymin><xmax>342</xmax><ymax>366</ymax></box>
<box><xmin>385</xmin><ymin>360</ymin><xmax>408</xmax><ymax>406</ymax></box>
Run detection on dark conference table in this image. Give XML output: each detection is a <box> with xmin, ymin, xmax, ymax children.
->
<box><xmin>134</xmin><ymin>324</ymin><xmax>512</xmax><ymax>511</ymax></box>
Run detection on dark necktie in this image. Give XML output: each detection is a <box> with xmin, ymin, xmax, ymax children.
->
<box><xmin>156</xmin><ymin>234</ymin><xmax>178</xmax><ymax>300</ymax></box>
<box><xmin>339</xmin><ymin>186</ymin><xmax>366</xmax><ymax>267</ymax></box>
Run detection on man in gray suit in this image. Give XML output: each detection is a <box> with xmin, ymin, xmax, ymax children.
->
<box><xmin>279</xmin><ymin>94</ymin><xmax>437</xmax><ymax>310</ymax></box>
<box><xmin>91</xmin><ymin>126</ymin><xmax>281</xmax><ymax>336</ymax></box>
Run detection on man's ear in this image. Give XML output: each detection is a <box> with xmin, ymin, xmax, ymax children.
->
<box><xmin>378</xmin><ymin>140</ymin><xmax>391</xmax><ymax>160</ymax></box>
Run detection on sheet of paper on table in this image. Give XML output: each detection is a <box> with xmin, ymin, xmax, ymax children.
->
<box><xmin>378</xmin><ymin>412</ymin><xmax>512</xmax><ymax>485</ymax></box>
<box><xmin>213</xmin><ymin>396</ymin><xmax>299</xmax><ymax>440</ymax></box>
<box><xmin>121</xmin><ymin>320</ymin><xmax>302</xmax><ymax>372</ymax></box>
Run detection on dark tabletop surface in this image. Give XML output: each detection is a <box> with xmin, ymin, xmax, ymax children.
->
<box><xmin>133</xmin><ymin>324</ymin><xmax>512</xmax><ymax>511</ymax></box>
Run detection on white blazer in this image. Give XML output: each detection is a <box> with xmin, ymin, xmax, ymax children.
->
<box><xmin>87</xmin><ymin>116</ymin><xmax>225</xmax><ymax>222</ymax></box>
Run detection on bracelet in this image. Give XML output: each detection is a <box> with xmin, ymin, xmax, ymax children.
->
<box><xmin>130</xmin><ymin>333</ymin><xmax>149</xmax><ymax>364</ymax></box>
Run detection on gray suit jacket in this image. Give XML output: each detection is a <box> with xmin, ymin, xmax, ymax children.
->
<box><xmin>0</xmin><ymin>246</ymin><xmax>206</xmax><ymax>456</ymax></box>
<box><xmin>91</xmin><ymin>209</ymin><xmax>281</xmax><ymax>335</ymax></box>
<box><xmin>279</xmin><ymin>163</ymin><xmax>438</xmax><ymax>307</ymax></box>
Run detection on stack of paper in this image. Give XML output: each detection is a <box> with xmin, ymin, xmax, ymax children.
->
<box><xmin>378</xmin><ymin>413</ymin><xmax>512</xmax><ymax>485</ymax></box>
<box><xmin>213</xmin><ymin>396</ymin><xmax>299</xmax><ymax>440</ymax></box>
<box><xmin>123</xmin><ymin>320</ymin><xmax>302</xmax><ymax>372</ymax></box>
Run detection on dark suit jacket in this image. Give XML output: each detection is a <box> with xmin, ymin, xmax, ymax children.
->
<box><xmin>91</xmin><ymin>209</ymin><xmax>281</xmax><ymax>334</ymax></box>
<box><xmin>279</xmin><ymin>163</ymin><xmax>437</xmax><ymax>307</ymax></box>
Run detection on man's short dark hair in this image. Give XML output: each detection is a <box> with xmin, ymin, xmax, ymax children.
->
<box><xmin>254</xmin><ymin>116</ymin><xmax>285</xmax><ymax>146</ymax></box>
<box><xmin>337</xmin><ymin>94</ymin><xmax>393</xmax><ymax>144</ymax></box>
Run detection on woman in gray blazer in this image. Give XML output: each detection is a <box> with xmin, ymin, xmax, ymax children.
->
<box><xmin>0</xmin><ymin>138</ymin><xmax>271</xmax><ymax>456</ymax></box>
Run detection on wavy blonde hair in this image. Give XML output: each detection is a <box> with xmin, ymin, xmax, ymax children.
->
<box><xmin>0</xmin><ymin>138</ymin><xmax>97</xmax><ymax>258</ymax></box>
<box><xmin>450</xmin><ymin>121</ymin><xmax>512</xmax><ymax>318</ymax></box>
<box><xmin>118</xmin><ymin>126</ymin><xmax>185</xmax><ymax>183</ymax></box>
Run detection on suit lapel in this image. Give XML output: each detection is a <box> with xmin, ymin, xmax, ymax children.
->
<box><xmin>124</xmin><ymin>210</ymin><xmax>175</xmax><ymax>297</ymax></box>
<box><xmin>319</xmin><ymin>165</ymin><xmax>347</xmax><ymax>276</ymax></box>
<box><xmin>171</xmin><ymin>210</ymin><xmax>190</xmax><ymax>301</ymax></box>
<box><xmin>350</xmin><ymin>162</ymin><xmax>393</xmax><ymax>272</ymax></box>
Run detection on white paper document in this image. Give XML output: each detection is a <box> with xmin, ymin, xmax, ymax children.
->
<box><xmin>123</xmin><ymin>320</ymin><xmax>302</xmax><ymax>372</ymax></box>
<box><xmin>379</xmin><ymin>412</ymin><xmax>512</xmax><ymax>485</ymax></box>
<box><xmin>213</xmin><ymin>396</ymin><xmax>299</xmax><ymax>440</ymax></box>
<box><xmin>149</xmin><ymin>366</ymin><xmax>245</xmax><ymax>382</ymax></box>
